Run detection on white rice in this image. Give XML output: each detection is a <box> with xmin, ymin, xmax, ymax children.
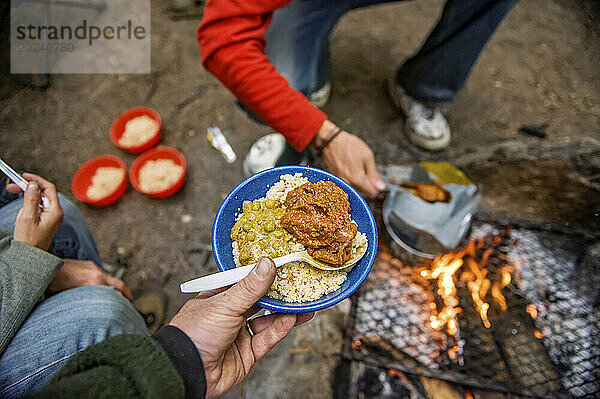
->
<box><xmin>232</xmin><ymin>173</ymin><xmax>367</xmax><ymax>303</ymax></box>
<box><xmin>86</xmin><ymin>167</ymin><xmax>124</xmax><ymax>201</ymax></box>
<box><xmin>138</xmin><ymin>159</ymin><xmax>183</xmax><ymax>193</ymax></box>
<box><xmin>118</xmin><ymin>115</ymin><xmax>158</xmax><ymax>148</ymax></box>
<box><xmin>264</xmin><ymin>173</ymin><xmax>309</xmax><ymax>203</ymax></box>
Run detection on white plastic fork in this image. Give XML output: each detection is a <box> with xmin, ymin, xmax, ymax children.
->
<box><xmin>0</xmin><ymin>157</ymin><xmax>49</xmax><ymax>208</ymax></box>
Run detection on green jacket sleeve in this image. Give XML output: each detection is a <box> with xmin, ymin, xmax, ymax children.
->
<box><xmin>28</xmin><ymin>334</ymin><xmax>187</xmax><ymax>399</ymax></box>
<box><xmin>0</xmin><ymin>231</ymin><xmax>64</xmax><ymax>354</ymax></box>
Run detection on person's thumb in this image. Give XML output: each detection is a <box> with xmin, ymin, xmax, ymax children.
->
<box><xmin>220</xmin><ymin>258</ymin><xmax>276</xmax><ymax>315</ymax></box>
<box><xmin>21</xmin><ymin>182</ymin><xmax>41</xmax><ymax>221</ymax></box>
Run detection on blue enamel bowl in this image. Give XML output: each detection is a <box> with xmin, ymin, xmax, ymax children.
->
<box><xmin>212</xmin><ymin>166</ymin><xmax>378</xmax><ymax>313</ymax></box>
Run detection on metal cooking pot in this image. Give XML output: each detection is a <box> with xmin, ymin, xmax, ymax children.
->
<box><xmin>382</xmin><ymin>163</ymin><xmax>482</xmax><ymax>259</ymax></box>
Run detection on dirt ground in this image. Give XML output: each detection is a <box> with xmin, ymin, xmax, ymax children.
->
<box><xmin>1</xmin><ymin>0</ymin><xmax>599</xmax><ymax>398</ymax></box>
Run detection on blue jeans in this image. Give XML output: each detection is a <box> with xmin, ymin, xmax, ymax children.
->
<box><xmin>0</xmin><ymin>194</ymin><xmax>103</xmax><ymax>267</ymax></box>
<box><xmin>265</xmin><ymin>0</ymin><xmax>518</xmax><ymax>103</ymax></box>
<box><xmin>0</xmin><ymin>195</ymin><xmax>147</xmax><ymax>398</ymax></box>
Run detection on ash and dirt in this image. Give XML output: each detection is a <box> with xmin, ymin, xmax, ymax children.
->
<box><xmin>1</xmin><ymin>0</ymin><xmax>599</xmax><ymax>398</ymax></box>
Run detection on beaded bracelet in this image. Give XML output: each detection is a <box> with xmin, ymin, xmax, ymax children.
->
<box><xmin>314</xmin><ymin>127</ymin><xmax>343</xmax><ymax>154</ymax></box>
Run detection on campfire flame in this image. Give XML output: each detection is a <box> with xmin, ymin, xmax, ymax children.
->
<box><xmin>420</xmin><ymin>252</ymin><xmax>464</xmax><ymax>335</ymax></box>
<box><xmin>420</xmin><ymin>236</ymin><xmax>516</xmax><ymax>335</ymax></box>
<box><xmin>526</xmin><ymin>304</ymin><xmax>538</xmax><ymax>319</ymax></box>
<box><xmin>448</xmin><ymin>345</ymin><xmax>460</xmax><ymax>362</ymax></box>
<box><xmin>534</xmin><ymin>330</ymin><xmax>544</xmax><ymax>339</ymax></box>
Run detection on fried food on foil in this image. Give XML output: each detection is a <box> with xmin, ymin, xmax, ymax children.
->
<box><xmin>400</xmin><ymin>182</ymin><xmax>451</xmax><ymax>203</ymax></box>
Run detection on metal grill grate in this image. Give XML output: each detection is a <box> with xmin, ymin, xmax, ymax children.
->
<box><xmin>344</xmin><ymin>221</ymin><xmax>599</xmax><ymax>398</ymax></box>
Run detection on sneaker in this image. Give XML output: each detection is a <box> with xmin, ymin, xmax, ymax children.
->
<box><xmin>309</xmin><ymin>80</ymin><xmax>331</xmax><ymax>109</ymax></box>
<box><xmin>242</xmin><ymin>133</ymin><xmax>309</xmax><ymax>177</ymax></box>
<box><xmin>387</xmin><ymin>77</ymin><xmax>451</xmax><ymax>151</ymax></box>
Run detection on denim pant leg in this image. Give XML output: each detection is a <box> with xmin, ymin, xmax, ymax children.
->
<box><xmin>397</xmin><ymin>0</ymin><xmax>519</xmax><ymax>103</ymax></box>
<box><xmin>266</xmin><ymin>0</ymin><xmax>354</xmax><ymax>96</ymax></box>
<box><xmin>0</xmin><ymin>286</ymin><xmax>148</xmax><ymax>398</ymax></box>
<box><xmin>0</xmin><ymin>193</ymin><xmax>103</xmax><ymax>267</ymax></box>
<box><xmin>265</xmin><ymin>0</ymin><xmax>416</xmax><ymax>96</ymax></box>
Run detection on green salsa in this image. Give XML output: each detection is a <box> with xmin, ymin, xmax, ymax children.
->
<box><xmin>231</xmin><ymin>199</ymin><xmax>296</xmax><ymax>265</ymax></box>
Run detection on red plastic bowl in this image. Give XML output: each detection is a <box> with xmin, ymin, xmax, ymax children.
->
<box><xmin>71</xmin><ymin>155</ymin><xmax>128</xmax><ymax>207</ymax></box>
<box><xmin>130</xmin><ymin>147</ymin><xmax>186</xmax><ymax>199</ymax></box>
<box><xmin>110</xmin><ymin>106</ymin><xmax>162</xmax><ymax>154</ymax></box>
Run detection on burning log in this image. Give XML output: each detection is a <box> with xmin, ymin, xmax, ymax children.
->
<box><xmin>492</xmin><ymin>289</ymin><xmax>566</xmax><ymax>397</ymax></box>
